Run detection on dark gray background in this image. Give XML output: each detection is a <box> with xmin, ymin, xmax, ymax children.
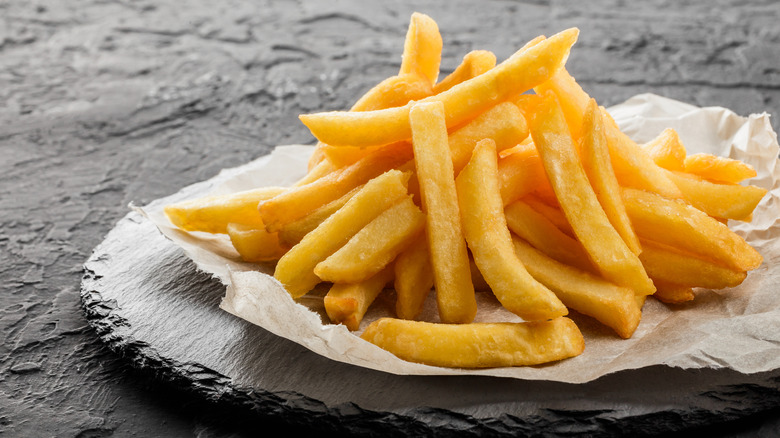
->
<box><xmin>2</xmin><ymin>0</ymin><xmax>779</xmax><ymax>436</ymax></box>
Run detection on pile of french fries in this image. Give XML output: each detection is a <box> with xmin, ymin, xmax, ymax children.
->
<box><xmin>164</xmin><ymin>13</ymin><xmax>766</xmax><ymax>369</ymax></box>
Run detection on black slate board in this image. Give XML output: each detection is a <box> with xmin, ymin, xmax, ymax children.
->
<box><xmin>81</xmin><ymin>209</ymin><xmax>780</xmax><ymax>437</ymax></box>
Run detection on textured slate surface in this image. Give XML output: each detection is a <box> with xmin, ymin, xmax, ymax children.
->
<box><xmin>3</xmin><ymin>0</ymin><xmax>780</xmax><ymax>436</ymax></box>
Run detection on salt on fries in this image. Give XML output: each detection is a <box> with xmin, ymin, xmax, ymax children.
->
<box><xmin>164</xmin><ymin>13</ymin><xmax>766</xmax><ymax>370</ymax></box>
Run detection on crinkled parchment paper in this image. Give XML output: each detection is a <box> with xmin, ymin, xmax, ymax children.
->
<box><xmin>138</xmin><ymin>94</ymin><xmax>780</xmax><ymax>383</ymax></box>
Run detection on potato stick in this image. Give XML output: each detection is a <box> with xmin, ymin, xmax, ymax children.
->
<box><xmin>227</xmin><ymin>222</ymin><xmax>288</xmax><ymax>262</ymax></box>
<box><xmin>622</xmin><ymin>187</ymin><xmax>763</xmax><ymax>272</ymax></box>
<box><xmin>351</xmin><ymin>73</ymin><xmax>434</xmax><ymax>112</ymax></box>
<box><xmin>321</xmin><ymin>141</ymin><xmax>411</xmax><ymax>168</ymax></box>
<box><xmin>259</xmin><ymin>142</ymin><xmax>414</xmax><ymax>232</ymax></box>
<box><xmin>511</xmin><ymin>237</ymin><xmax>642</xmax><ymax>339</ymax></box>
<box><xmin>652</xmin><ymin>280</ymin><xmax>695</xmax><ymax>304</ymax></box>
<box><xmin>273</xmin><ymin>169</ymin><xmax>410</xmax><ymax>298</ymax></box>
<box><xmin>530</xmin><ymin>91</ymin><xmax>655</xmax><ymax>296</ymax></box>
<box><xmin>399</xmin><ymin>12</ymin><xmax>443</xmax><ymax>85</ymax></box>
<box><xmin>665</xmin><ymin>169</ymin><xmax>766</xmax><ymax>221</ymax></box>
<box><xmin>523</xmin><ymin>195</ymin><xmax>573</xmax><ymax>235</ymax></box>
<box><xmin>684</xmin><ymin>153</ymin><xmax>757</xmax><ymax>184</ymax></box>
<box><xmin>324</xmin><ymin>266</ymin><xmax>395</xmax><ymax>331</ymax></box>
<box><xmin>394</xmin><ymin>238</ymin><xmax>434</xmax><ymax>320</ymax></box>
<box><xmin>638</xmin><ymin>240</ymin><xmax>747</xmax><ymax>290</ymax></box>
<box><xmin>361</xmin><ymin>317</ymin><xmax>585</xmax><ymax>368</ymax></box>
<box><xmin>315</xmin><ymin>195</ymin><xmax>425</xmax><ymax>283</ymax></box>
<box><xmin>497</xmin><ymin>143</ymin><xmax>551</xmax><ymax>206</ymax></box>
<box><xmin>533</xmin><ymin>69</ymin><xmax>590</xmax><ymax>139</ymax></box>
<box><xmin>580</xmin><ymin>98</ymin><xmax>642</xmax><ymax>255</ymax></box>
<box><xmin>307</xmin><ymin>142</ymin><xmax>328</xmax><ymax>170</ymax></box>
<box><xmin>293</xmin><ymin>156</ymin><xmax>336</xmax><ymax>187</ymax></box>
<box><xmin>299</xmin><ymin>28</ymin><xmax>579</xmax><ymax>148</ymax></box>
<box><xmin>410</xmin><ymin>101</ymin><xmax>477</xmax><ymax>324</ymax></box>
<box><xmin>504</xmin><ymin>199</ymin><xmax>594</xmax><ymax>273</ymax></box>
<box><xmin>165</xmin><ymin>186</ymin><xmax>286</xmax><ymax>234</ymax></box>
<box><xmin>641</xmin><ymin>128</ymin><xmax>686</xmax><ymax>171</ymax></box>
<box><xmin>433</xmin><ymin>49</ymin><xmax>497</xmax><ymax>94</ymax></box>
<box><xmin>276</xmin><ymin>184</ymin><xmax>363</xmax><ymax>246</ymax></box>
<box><xmin>456</xmin><ymin>139</ymin><xmax>567</xmax><ymax>321</ymax></box>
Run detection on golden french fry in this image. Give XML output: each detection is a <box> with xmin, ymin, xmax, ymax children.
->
<box><xmin>361</xmin><ymin>317</ymin><xmax>585</xmax><ymax>368</ymax></box>
<box><xmin>511</xmin><ymin>237</ymin><xmax>643</xmax><ymax>339</ymax></box>
<box><xmin>622</xmin><ymin>187</ymin><xmax>763</xmax><ymax>272</ymax></box>
<box><xmin>665</xmin><ymin>169</ymin><xmax>766</xmax><ymax>221</ymax></box>
<box><xmin>457</xmin><ymin>139</ymin><xmax>567</xmax><ymax>321</ymax></box>
<box><xmin>411</xmin><ymin>101</ymin><xmax>477</xmax><ymax>324</ymax></box>
<box><xmin>227</xmin><ymin>222</ymin><xmax>288</xmax><ymax>262</ymax></box>
<box><xmin>276</xmin><ymin>185</ymin><xmax>363</xmax><ymax>246</ymax></box>
<box><xmin>433</xmin><ymin>49</ymin><xmax>497</xmax><ymax>94</ymax></box>
<box><xmin>522</xmin><ymin>195</ymin><xmax>573</xmax><ymax>235</ymax></box>
<box><xmin>641</xmin><ymin>128</ymin><xmax>686</xmax><ymax>171</ymax></box>
<box><xmin>399</xmin><ymin>12</ymin><xmax>443</xmax><ymax>85</ymax></box>
<box><xmin>315</xmin><ymin>195</ymin><xmax>425</xmax><ymax>284</ymax></box>
<box><xmin>504</xmin><ymin>199</ymin><xmax>593</xmax><ymax>273</ymax></box>
<box><xmin>529</xmin><ymin>91</ymin><xmax>655</xmax><ymax>295</ymax></box>
<box><xmin>497</xmin><ymin>143</ymin><xmax>553</xmax><ymax>206</ymax></box>
<box><xmin>638</xmin><ymin>240</ymin><xmax>747</xmax><ymax>290</ymax></box>
<box><xmin>273</xmin><ymin>169</ymin><xmax>410</xmax><ymax>298</ymax></box>
<box><xmin>652</xmin><ymin>280</ymin><xmax>695</xmax><ymax>304</ymax></box>
<box><xmin>324</xmin><ymin>266</ymin><xmax>395</xmax><ymax>331</ymax></box>
<box><xmin>165</xmin><ymin>186</ymin><xmax>286</xmax><ymax>234</ymax></box>
<box><xmin>580</xmin><ymin>98</ymin><xmax>642</xmax><ymax>255</ymax></box>
<box><xmin>684</xmin><ymin>153</ymin><xmax>757</xmax><ymax>184</ymax></box>
<box><xmin>533</xmin><ymin>68</ymin><xmax>589</xmax><ymax>139</ymax></box>
<box><xmin>351</xmin><ymin>73</ymin><xmax>434</xmax><ymax>112</ymax></box>
<box><xmin>394</xmin><ymin>238</ymin><xmax>434</xmax><ymax>320</ymax></box>
<box><xmin>259</xmin><ymin>142</ymin><xmax>414</xmax><ymax>232</ymax></box>
<box><xmin>299</xmin><ymin>28</ymin><xmax>579</xmax><ymax>148</ymax></box>
<box><xmin>294</xmin><ymin>156</ymin><xmax>336</xmax><ymax>187</ymax></box>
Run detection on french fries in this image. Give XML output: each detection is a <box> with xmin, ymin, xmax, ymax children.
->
<box><xmin>164</xmin><ymin>13</ymin><xmax>767</xmax><ymax>370</ymax></box>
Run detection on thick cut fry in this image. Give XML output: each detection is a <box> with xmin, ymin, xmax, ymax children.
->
<box><xmin>652</xmin><ymin>280</ymin><xmax>695</xmax><ymax>304</ymax></box>
<box><xmin>299</xmin><ymin>28</ymin><xmax>579</xmax><ymax>148</ymax></box>
<box><xmin>433</xmin><ymin>50</ymin><xmax>497</xmax><ymax>94</ymax></box>
<box><xmin>684</xmin><ymin>153</ymin><xmax>757</xmax><ymax>184</ymax></box>
<box><xmin>165</xmin><ymin>186</ymin><xmax>286</xmax><ymax>234</ymax></box>
<box><xmin>259</xmin><ymin>143</ymin><xmax>414</xmax><ymax>232</ymax></box>
<box><xmin>361</xmin><ymin>317</ymin><xmax>585</xmax><ymax>368</ymax></box>
<box><xmin>273</xmin><ymin>169</ymin><xmax>410</xmax><ymax>298</ymax></box>
<box><xmin>410</xmin><ymin>101</ymin><xmax>477</xmax><ymax>324</ymax></box>
<box><xmin>580</xmin><ymin>98</ymin><xmax>642</xmax><ymax>255</ymax></box>
<box><xmin>642</xmin><ymin>128</ymin><xmax>686</xmax><ymax>171</ymax></box>
<box><xmin>295</xmin><ymin>156</ymin><xmax>336</xmax><ymax>187</ymax></box>
<box><xmin>665</xmin><ymin>170</ymin><xmax>766</xmax><ymax>221</ymax></box>
<box><xmin>227</xmin><ymin>222</ymin><xmax>287</xmax><ymax>262</ymax></box>
<box><xmin>351</xmin><ymin>73</ymin><xmax>434</xmax><ymax>112</ymax></box>
<box><xmin>638</xmin><ymin>240</ymin><xmax>747</xmax><ymax>290</ymax></box>
<box><xmin>276</xmin><ymin>185</ymin><xmax>362</xmax><ymax>246</ymax></box>
<box><xmin>315</xmin><ymin>195</ymin><xmax>425</xmax><ymax>284</ymax></box>
<box><xmin>399</xmin><ymin>12</ymin><xmax>443</xmax><ymax>86</ymax></box>
<box><xmin>523</xmin><ymin>196</ymin><xmax>572</xmax><ymax>235</ymax></box>
<box><xmin>622</xmin><ymin>187</ymin><xmax>763</xmax><ymax>272</ymax></box>
<box><xmin>324</xmin><ymin>266</ymin><xmax>395</xmax><ymax>331</ymax></box>
<box><xmin>504</xmin><ymin>199</ymin><xmax>593</xmax><ymax>273</ymax></box>
<box><xmin>529</xmin><ymin>91</ymin><xmax>655</xmax><ymax>295</ymax></box>
<box><xmin>512</xmin><ymin>237</ymin><xmax>642</xmax><ymax>339</ymax></box>
<box><xmin>394</xmin><ymin>238</ymin><xmax>434</xmax><ymax>320</ymax></box>
<box><xmin>497</xmin><ymin>144</ymin><xmax>553</xmax><ymax>206</ymax></box>
<box><xmin>457</xmin><ymin>139</ymin><xmax>567</xmax><ymax>321</ymax></box>
<box><xmin>533</xmin><ymin>69</ymin><xmax>590</xmax><ymax>139</ymax></box>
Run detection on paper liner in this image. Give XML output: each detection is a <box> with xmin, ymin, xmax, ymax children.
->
<box><xmin>137</xmin><ymin>94</ymin><xmax>780</xmax><ymax>383</ymax></box>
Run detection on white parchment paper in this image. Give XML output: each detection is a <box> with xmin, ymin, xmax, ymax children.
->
<box><xmin>138</xmin><ymin>93</ymin><xmax>780</xmax><ymax>383</ymax></box>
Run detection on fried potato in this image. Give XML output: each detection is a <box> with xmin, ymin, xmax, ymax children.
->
<box><xmin>511</xmin><ymin>237</ymin><xmax>643</xmax><ymax>339</ymax></box>
<box><xmin>295</xmin><ymin>157</ymin><xmax>336</xmax><ymax>187</ymax></box>
<box><xmin>299</xmin><ymin>28</ymin><xmax>579</xmax><ymax>148</ymax></box>
<box><xmin>165</xmin><ymin>186</ymin><xmax>286</xmax><ymax>234</ymax></box>
<box><xmin>273</xmin><ymin>169</ymin><xmax>410</xmax><ymax>298</ymax></box>
<box><xmin>497</xmin><ymin>144</ymin><xmax>554</xmax><ymax>206</ymax></box>
<box><xmin>433</xmin><ymin>50</ymin><xmax>497</xmax><ymax>94</ymax></box>
<box><xmin>684</xmin><ymin>153</ymin><xmax>758</xmax><ymax>184</ymax></box>
<box><xmin>399</xmin><ymin>12</ymin><xmax>443</xmax><ymax>86</ymax></box>
<box><xmin>641</xmin><ymin>128</ymin><xmax>686</xmax><ymax>171</ymax></box>
<box><xmin>638</xmin><ymin>240</ymin><xmax>747</xmax><ymax>290</ymax></box>
<box><xmin>410</xmin><ymin>101</ymin><xmax>476</xmax><ymax>324</ymax></box>
<box><xmin>529</xmin><ymin>91</ymin><xmax>655</xmax><ymax>296</ymax></box>
<box><xmin>276</xmin><ymin>185</ymin><xmax>363</xmax><ymax>246</ymax></box>
<box><xmin>622</xmin><ymin>187</ymin><xmax>763</xmax><ymax>272</ymax></box>
<box><xmin>315</xmin><ymin>195</ymin><xmax>425</xmax><ymax>284</ymax></box>
<box><xmin>456</xmin><ymin>139</ymin><xmax>567</xmax><ymax>321</ymax></box>
<box><xmin>361</xmin><ymin>317</ymin><xmax>585</xmax><ymax>368</ymax></box>
<box><xmin>351</xmin><ymin>74</ymin><xmax>433</xmax><ymax>112</ymax></box>
<box><xmin>394</xmin><ymin>238</ymin><xmax>434</xmax><ymax>321</ymax></box>
<box><xmin>665</xmin><ymin>169</ymin><xmax>766</xmax><ymax>221</ymax></box>
<box><xmin>324</xmin><ymin>266</ymin><xmax>395</xmax><ymax>331</ymax></box>
<box><xmin>652</xmin><ymin>280</ymin><xmax>695</xmax><ymax>304</ymax></box>
<box><xmin>227</xmin><ymin>222</ymin><xmax>287</xmax><ymax>262</ymax></box>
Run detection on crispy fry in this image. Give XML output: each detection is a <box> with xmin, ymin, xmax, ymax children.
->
<box><xmin>351</xmin><ymin>73</ymin><xmax>434</xmax><ymax>112</ymax></box>
<box><xmin>273</xmin><ymin>169</ymin><xmax>410</xmax><ymax>298</ymax></box>
<box><xmin>497</xmin><ymin>143</ymin><xmax>553</xmax><ymax>206</ymax></box>
<box><xmin>411</xmin><ymin>101</ymin><xmax>477</xmax><ymax>324</ymax></box>
<box><xmin>642</xmin><ymin>128</ymin><xmax>686</xmax><ymax>171</ymax></box>
<box><xmin>457</xmin><ymin>139</ymin><xmax>567</xmax><ymax>321</ymax></box>
<box><xmin>315</xmin><ymin>195</ymin><xmax>425</xmax><ymax>284</ymax></box>
<box><xmin>324</xmin><ymin>266</ymin><xmax>395</xmax><ymax>331</ymax></box>
<box><xmin>433</xmin><ymin>50</ymin><xmax>497</xmax><ymax>94</ymax></box>
<box><xmin>299</xmin><ymin>28</ymin><xmax>579</xmax><ymax>147</ymax></box>
<box><xmin>399</xmin><ymin>12</ymin><xmax>443</xmax><ymax>85</ymax></box>
<box><xmin>394</xmin><ymin>238</ymin><xmax>434</xmax><ymax>320</ymax></box>
<box><xmin>684</xmin><ymin>153</ymin><xmax>757</xmax><ymax>184</ymax></box>
<box><xmin>276</xmin><ymin>185</ymin><xmax>363</xmax><ymax>246</ymax></box>
<box><xmin>665</xmin><ymin>169</ymin><xmax>766</xmax><ymax>221</ymax></box>
<box><xmin>361</xmin><ymin>317</ymin><xmax>585</xmax><ymax>368</ymax></box>
<box><xmin>652</xmin><ymin>280</ymin><xmax>695</xmax><ymax>304</ymax></box>
<box><xmin>227</xmin><ymin>222</ymin><xmax>287</xmax><ymax>262</ymax></box>
<box><xmin>639</xmin><ymin>240</ymin><xmax>747</xmax><ymax>290</ymax></box>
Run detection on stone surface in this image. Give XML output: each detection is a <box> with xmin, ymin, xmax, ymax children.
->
<box><xmin>2</xmin><ymin>0</ymin><xmax>780</xmax><ymax>436</ymax></box>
